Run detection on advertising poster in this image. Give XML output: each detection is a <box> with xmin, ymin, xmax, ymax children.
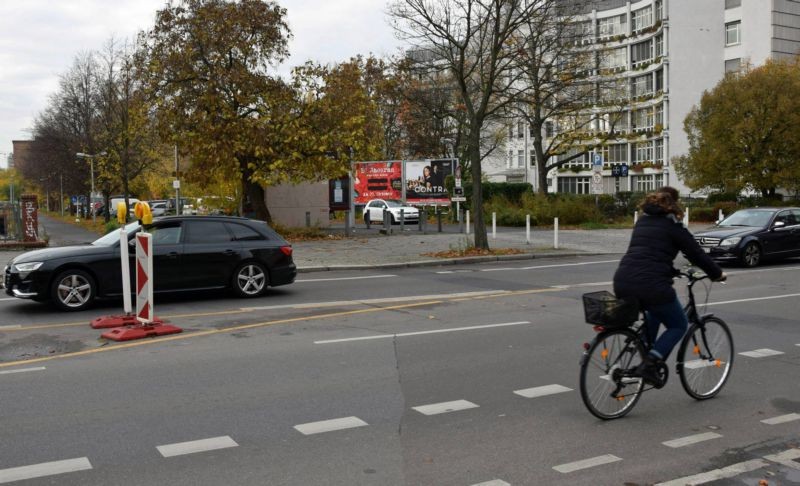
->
<box><xmin>405</xmin><ymin>159</ymin><xmax>455</xmax><ymax>204</ymax></box>
<box><xmin>353</xmin><ymin>161</ymin><xmax>403</xmax><ymax>205</ymax></box>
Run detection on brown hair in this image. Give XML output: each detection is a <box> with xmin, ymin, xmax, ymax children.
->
<box><xmin>640</xmin><ymin>186</ymin><xmax>684</xmax><ymax>219</ymax></box>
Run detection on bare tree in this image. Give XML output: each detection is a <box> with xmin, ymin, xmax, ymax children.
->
<box><xmin>511</xmin><ymin>0</ymin><xmax>627</xmax><ymax>194</ymax></box>
<box><xmin>389</xmin><ymin>0</ymin><xmax>538</xmax><ymax>250</ymax></box>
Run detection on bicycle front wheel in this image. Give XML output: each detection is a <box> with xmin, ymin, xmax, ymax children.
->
<box><xmin>579</xmin><ymin>329</ymin><xmax>646</xmax><ymax>420</ymax></box>
<box><xmin>677</xmin><ymin>317</ymin><xmax>734</xmax><ymax>400</ymax></box>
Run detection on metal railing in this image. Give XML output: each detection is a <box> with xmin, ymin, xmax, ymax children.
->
<box><xmin>0</xmin><ymin>202</ymin><xmax>22</xmax><ymax>241</ymax></box>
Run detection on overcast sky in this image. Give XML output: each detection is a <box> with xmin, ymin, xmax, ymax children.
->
<box><xmin>0</xmin><ymin>0</ymin><xmax>403</xmax><ymax>169</ymax></box>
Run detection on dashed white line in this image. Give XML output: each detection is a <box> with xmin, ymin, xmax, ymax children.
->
<box><xmin>314</xmin><ymin>321</ymin><xmax>531</xmax><ymax>344</ymax></box>
<box><xmin>0</xmin><ymin>324</ymin><xmax>21</xmax><ymax>329</ymax></box>
<box><xmin>0</xmin><ymin>457</ymin><xmax>92</xmax><ymax>484</ymax></box>
<box><xmin>514</xmin><ymin>384</ymin><xmax>573</xmax><ymax>399</ymax></box>
<box><xmin>706</xmin><ymin>292</ymin><xmax>800</xmax><ymax>306</ymax></box>
<box><xmin>480</xmin><ymin>259</ymin><xmax>620</xmax><ymax>272</ymax></box>
<box><xmin>294</xmin><ymin>416</ymin><xmax>368</xmax><ymax>435</ymax></box>
<box><xmin>552</xmin><ymin>454</ymin><xmax>622</xmax><ymax>473</ymax></box>
<box><xmin>662</xmin><ymin>432</ymin><xmax>722</xmax><ymax>448</ymax></box>
<box><xmin>0</xmin><ymin>298</ymin><xmax>17</xmax><ymax>302</ymax></box>
<box><xmin>683</xmin><ymin>359</ymin><xmax>726</xmax><ymax>370</ymax></box>
<box><xmin>655</xmin><ymin>459</ymin><xmax>770</xmax><ymax>486</ymax></box>
<box><xmin>763</xmin><ymin>448</ymin><xmax>800</xmax><ymax>470</ymax></box>
<box><xmin>0</xmin><ymin>366</ymin><xmax>46</xmax><ymax>375</ymax></box>
<box><xmin>471</xmin><ymin>480</ymin><xmax>510</xmax><ymax>486</ymax></box>
<box><xmin>243</xmin><ymin>290</ymin><xmax>507</xmax><ymax>311</ymax></box>
<box><xmin>412</xmin><ymin>399</ymin><xmax>479</xmax><ymax>416</ymax></box>
<box><xmin>156</xmin><ymin>436</ymin><xmax>238</xmax><ymax>458</ymax></box>
<box><xmin>295</xmin><ymin>274</ymin><xmax>396</xmax><ymax>283</ymax></box>
<box><xmin>739</xmin><ymin>348</ymin><xmax>785</xmax><ymax>358</ymax></box>
<box><xmin>761</xmin><ymin>413</ymin><xmax>800</xmax><ymax>425</ymax></box>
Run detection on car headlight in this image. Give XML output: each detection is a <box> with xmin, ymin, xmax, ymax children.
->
<box><xmin>720</xmin><ymin>237</ymin><xmax>741</xmax><ymax>248</ymax></box>
<box><xmin>13</xmin><ymin>262</ymin><xmax>44</xmax><ymax>272</ymax></box>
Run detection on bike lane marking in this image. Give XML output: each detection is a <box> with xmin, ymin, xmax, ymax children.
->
<box><xmin>156</xmin><ymin>436</ymin><xmax>238</xmax><ymax>458</ymax></box>
<box><xmin>412</xmin><ymin>400</ymin><xmax>479</xmax><ymax>416</ymax></box>
<box><xmin>662</xmin><ymin>432</ymin><xmax>722</xmax><ymax>448</ymax></box>
<box><xmin>294</xmin><ymin>416</ymin><xmax>369</xmax><ymax>435</ymax></box>
<box><xmin>470</xmin><ymin>481</ymin><xmax>510</xmax><ymax>486</ymax></box>
<box><xmin>739</xmin><ymin>348</ymin><xmax>784</xmax><ymax>358</ymax></box>
<box><xmin>654</xmin><ymin>458</ymin><xmax>770</xmax><ymax>486</ymax></box>
<box><xmin>314</xmin><ymin>321</ymin><xmax>531</xmax><ymax>345</ymax></box>
<box><xmin>514</xmin><ymin>384</ymin><xmax>572</xmax><ymax>398</ymax></box>
<box><xmin>0</xmin><ymin>457</ymin><xmax>92</xmax><ymax>484</ymax></box>
<box><xmin>761</xmin><ymin>413</ymin><xmax>800</xmax><ymax>425</ymax></box>
<box><xmin>0</xmin><ymin>366</ymin><xmax>45</xmax><ymax>375</ymax></box>
<box><xmin>552</xmin><ymin>454</ymin><xmax>621</xmax><ymax>473</ymax></box>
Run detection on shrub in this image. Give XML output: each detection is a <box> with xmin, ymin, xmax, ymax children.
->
<box><xmin>690</xmin><ymin>207</ymin><xmax>717</xmax><ymax>222</ymax></box>
<box><xmin>712</xmin><ymin>201</ymin><xmax>738</xmax><ymax>218</ymax></box>
<box><xmin>104</xmin><ymin>221</ymin><xmax>120</xmax><ymax>233</ymax></box>
<box><xmin>706</xmin><ymin>192</ymin><xmax>738</xmax><ymax>205</ymax></box>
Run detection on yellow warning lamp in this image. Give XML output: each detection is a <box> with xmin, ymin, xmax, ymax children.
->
<box><xmin>134</xmin><ymin>201</ymin><xmax>153</xmax><ymax>225</ymax></box>
<box><xmin>117</xmin><ymin>202</ymin><xmax>127</xmax><ymax>225</ymax></box>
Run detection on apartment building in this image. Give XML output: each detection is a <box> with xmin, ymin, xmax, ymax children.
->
<box><xmin>485</xmin><ymin>0</ymin><xmax>800</xmax><ymax>195</ymax></box>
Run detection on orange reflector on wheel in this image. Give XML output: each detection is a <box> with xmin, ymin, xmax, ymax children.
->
<box><xmin>601</xmin><ymin>349</ymin><xmax>609</xmax><ymax>359</ymax></box>
<box><xmin>693</xmin><ymin>345</ymin><xmax>700</xmax><ymax>355</ymax></box>
<box><xmin>616</xmin><ymin>396</ymin><xmax>625</xmax><ymax>401</ymax></box>
<box><xmin>715</xmin><ymin>359</ymin><xmax>722</xmax><ymax>367</ymax></box>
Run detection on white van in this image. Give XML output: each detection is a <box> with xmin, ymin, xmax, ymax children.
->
<box><xmin>109</xmin><ymin>196</ymin><xmax>140</xmax><ymax>216</ymax></box>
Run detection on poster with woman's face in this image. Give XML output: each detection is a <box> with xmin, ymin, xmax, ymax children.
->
<box><xmin>405</xmin><ymin>159</ymin><xmax>454</xmax><ymax>204</ymax></box>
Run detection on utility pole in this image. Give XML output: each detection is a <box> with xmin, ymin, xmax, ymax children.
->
<box><xmin>174</xmin><ymin>144</ymin><xmax>180</xmax><ymax>215</ymax></box>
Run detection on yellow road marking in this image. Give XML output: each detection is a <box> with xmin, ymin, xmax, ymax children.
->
<box><xmin>0</xmin><ymin>286</ymin><xmax>568</xmax><ymax>368</ymax></box>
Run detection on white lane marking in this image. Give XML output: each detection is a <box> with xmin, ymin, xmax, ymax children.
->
<box><xmin>739</xmin><ymin>348</ymin><xmax>785</xmax><ymax>358</ymax></box>
<box><xmin>655</xmin><ymin>459</ymin><xmax>770</xmax><ymax>486</ymax></box>
<box><xmin>0</xmin><ymin>325</ymin><xmax>21</xmax><ymax>329</ymax></box>
<box><xmin>0</xmin><ymin>366</ymin><xmax>46</xmax><ymax>375</ymax></box>
<box><xmin>314</xmin><ymin>321</ymin><xmax>531</xmax><ymax>345</ymax></box>
<box><xmin>412</xmin><ymin>399</ymin><xmax>479</xmax><ymax>416</ymax></box>
<box><xmin>706</xmin><ymin>292</ymin><xmax>800</xmax><ymax>306</ymax></box>
<box><xmin>552</xmin><ymin>281</ymin><xmax>612</xmax><ymax>289</ymax></box>
<box><xmin>683</xmin><ymin>359</ymin><xmax>727</xmax><ymax>370</ymax></box>
<box><xmin>295</xmin><ymin>274</ymin><xmax>396</xmax><ymax>283</ymax></box>
<box><xmin>481</xmin><ymin>259</ymin><xmax>619</xmax><ymax>272</ymax></box>
<box><xmin>553</xmin><ymin>454</ymin><xmax>622</xmax><ymax>473</ymax></box>
<box><xmin>243</xmin><ymin>290</ymin><xmax>508</xmax><ymax>311</ymax></box>
<box><xmin>763</xmin><ymin>448</ymin><xmax>800</xmax><ymax>470</ymax></box>
<box><xmin>761</xmin><ymin>413</ymin><xmax>800</xmax><ymax>425</ymax></box>
<box><xmin>0</xmin><ymin>298</ymin><xmax>17</xmax><ymax>302</ymax></box>
<box><xmin>471</xmin><ymin>481</ymin><xmax>510</xmax><ymax>486</ymax></box>
<box><xmin>662</xmin><ymin>432</ymin><xmax>722</xmax><ymax>448</ymax></box>
<box><xmin>436</xmin><ymin>270</ymin><xmax>474</xmax><ymax>274</ymax></box>
<box><xmin>156</xmin><ymin>436</ymin><xmax>238</xmax><ymax>458</ymax></box>
<box><xmin>294</xmin><ymin>416</ymin><xmax>368</xmax><ymax>435</ymax></box>
<box><xmin>514</xmin><ymin>384</ymin><xmax>573</xmax><ymax>398</ymax></box>
<box><xmin>0</xmin><ymin>457</ymin><xmax>92</xmax><ymax>484</ymax></box>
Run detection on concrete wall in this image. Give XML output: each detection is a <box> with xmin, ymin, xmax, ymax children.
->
<box><xmin>265</xmin><ymin>181</ymin><xmax>330</xmax><ymax>228</ymax></box>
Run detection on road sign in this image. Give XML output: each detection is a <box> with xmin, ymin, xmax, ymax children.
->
<box><xmin>620</xmin><ymin>164</ymin><xmax>629</xmax><ymax>177</ymax></box>
<box><xmin>591</xmin><ymin>172</ymin><xmax>603</xmax><ymax>194</ymax></box>
<box><xmin>70</xmin><ymin>195</ymin><xmax>78</xmax><ymax>205</ymax></box>
<box><xmin>452</xmin><ymin>196</ymin><xmax>467</xmax><ymax>202</ymax></box>
<box><xmin>593</xmin><ymin>154</ymin><xmax>603</xmax><ymax>174</ymax></box>
<box><xmin>172</xmin><ymin>180</ymin><xmax>180</xmax><ymax>189</ymax></box>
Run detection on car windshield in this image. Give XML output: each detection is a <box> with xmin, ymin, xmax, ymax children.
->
<box><xmin>385</xmin><ymin>200</ymin><xmax>405</xmax><ymax>208</ymax></box>
<box><xmin>91</xmin><ymin>222</ymin><xmax>141</xmax><ymax>246</ymax></box>
<box><xmin>718</xmin><ymin>209</ymin><xmax>773</xmax><ymax>228</ymax></box>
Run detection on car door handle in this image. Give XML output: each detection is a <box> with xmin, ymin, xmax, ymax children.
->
<box><xmin>223</xmin><ymin>249</ymin><xmax>237</xmax><ymax>256</ymax></box>
<box><xmin>167</xmin><ymin>252</ymin><xmax>179</xmax><ymax>259</ymax></box>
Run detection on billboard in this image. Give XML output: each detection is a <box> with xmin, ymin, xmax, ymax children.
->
<box><xmin>353</xmin><ymin>161</ymin><xmax>402</xmax><ymax>205</ymax></box>
<box><xmin>405</xmin><ymin>159</ymin><xmax>456</xmax><ymax>204</ymax></box>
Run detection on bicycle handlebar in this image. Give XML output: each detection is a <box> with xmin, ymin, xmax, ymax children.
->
<box><xmin>675</xmin><ymin>267</ymin><xmax>727</xmax><ymax>283</ymax></box>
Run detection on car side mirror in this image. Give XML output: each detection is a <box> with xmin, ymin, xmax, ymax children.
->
<box><xmin>773</xmin><ymin>221</ymin><xmax>786</xmax><ymax>231</ymax></box>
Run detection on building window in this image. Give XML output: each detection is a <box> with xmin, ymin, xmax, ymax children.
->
<box><xmin>600</xmin><ymin>47</ymin><xmax>627</xmax><ymax>70</ymax></box>
<box><xmin>632</xmin><ymin>40</ymin><xmax>654</xmax><ymax>67</ymax></box>
<box><xmin>655</xmin><ymin>0</ymin><xmax>663</xmax><ymax>22</ymax></box>
<box><xmin>725</xmin><ymin>0</ymin><xmax>741</xmax><ymax>9</ymax></box>
<box><xmin>632</xmin><ymin>174</ymin><xmax>662</xmax><ymax>192</ymax></box>
<box><xmin>655</xmin><ymin>68</ymin><xmax>664</xmax><ymax>91</ymax></box>
<box><xmin>558</xmin><ymin>177</ymin><xmax>591</xmax><ymax>194</ymax></box>
<box><xmin>508</xmin><ymin>124</ymin><xmax>513</xmax><ymax>141</ymax></box>
<box><xmin>632</xmin><ymin>74</ymin><xmax>654</xmax><ymax>97</ymax></box>
<box><xmin>517</xmin><ymin>121</ymin><xmax>524</xmax><ymax>139</ymax></box>
<box><xmin>517</xmin><ymin>150</ymin><xmax>525</xmax><ymax>168</ymax></box>
<box><xmin>655</xmin><ymin>35</ymin><xmax>664</xmax><ymax>58</ymax></box>
<box><xmin>654</xmin><ymin>103</ymin><xmax>664</xmax><ymax>127</ymax></box>
<box><xmin>632</xmin><ymin>6</ymin><xmax>653</xmax><ymax>32</ymax></box>
<box><xmin>598</xmin><ymin>14</ymin><xmax>626</xmax><ymax>38</ymax></box>
<box><xmin>632</xmin><ymin>141</ymin><xmax>654</xmax><ymax>162</ymax></box>
<box><xmin>725</xmin><ymin>58</ymin><xmax>742</xmax><ymax>73</ymax></box>
<box><xmin>726</xmin><ymin>21</ymin><xmax>741</xmax><ymax>46</ymax></box>
<box><xmin>545</xmin><ymin>121</ymin><xmax>555</xmax><ymax>138</ymax></box>
<box><xmin>632</xmin><ymin>108</ymin><xmax>654</xmax><ymax>131</ymax></box>
<box><xmin>655</xmin><ymin>138</ymin><xmax>664</xmax><ymax>163</ymax></box>
<box><xmin>507</xmin><ymin>151</ymin><xmax>512</xmax><ymax>169</ymax></box>
<box><xmin>605</xmin><ymin>143</ymin><xmax>627</xmax><ymax>163</ymax></box>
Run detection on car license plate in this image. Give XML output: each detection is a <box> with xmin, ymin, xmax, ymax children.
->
<box><xmin>703</xmin><ymin>247</ymin><xmax>711</xmax><ymax>253</ymax></box>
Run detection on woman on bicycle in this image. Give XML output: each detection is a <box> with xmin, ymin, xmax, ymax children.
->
<box><xmin>613</xmin><ymin>186</ymin><xmax>726</xmax><ymax>386</ymax></box>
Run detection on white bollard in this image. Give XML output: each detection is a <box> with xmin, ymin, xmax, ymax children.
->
<box><xmin>526</xmin><ymin>214</ymin><xmax>531</xmax><ymax>245</ymax></box>
<box><xmin>492</xmin><ymin>212</ymin><xmax>496</xmax><ymax>239</ymax></box>
<box><xmin>554</xmin><ymin>217</ymin><xmax>559</xmax><ymax>249</ymax></box>
<box><xmin>634</xmin><ymin>210</ymin><xmax>638</xmax><ymax>225</ymax></box>
<box><xmin>718</xmin><ymin>209</ymin><xmax>723</xmax><ymax>222</ymax></box>
<box><xmin>683</xmin><ymin>207</ymin><xmax>690</xmax><ymax>227</ymax></box>
<box><xmin>466</xmin><ymin>210</ymin><xmax>470</xmax><ymax>235</ymax></box>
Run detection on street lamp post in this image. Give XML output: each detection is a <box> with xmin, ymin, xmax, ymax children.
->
<box><xmin>76</xmin><ymin>152</ymin><xmax>106</xmax><ymax>223</ymax></box>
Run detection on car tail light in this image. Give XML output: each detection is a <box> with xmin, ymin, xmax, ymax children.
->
<box><xmin>280</xmin><ymin>246</ymin><xmax>293</xmax><ymax>257</ymax></box>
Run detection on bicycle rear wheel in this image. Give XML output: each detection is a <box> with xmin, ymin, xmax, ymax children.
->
<box><xmin>677</xmin><ymin>316</ymin><xmax>734</xmax><ymax>400</ymax></box>
<box><xmin>579</xmin><ymin>329</ymin><xmax>646</xmax><ymax>420</ymax></box>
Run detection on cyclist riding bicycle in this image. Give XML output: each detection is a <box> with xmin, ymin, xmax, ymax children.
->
<box><xmin>613</xmin><ymin>186</ymin><xmax>727</xmax><ymax>386</ymax></box>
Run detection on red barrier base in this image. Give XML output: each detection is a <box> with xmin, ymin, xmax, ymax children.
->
<box><xmin>91</xmin><ymin>314</ymin><xmax>143</xmax><ymax>329</ymax></box>
<box><xmin>100</xmin><ymin>321</ymin><xmax>182</xmax><ymax>341</ymax></box>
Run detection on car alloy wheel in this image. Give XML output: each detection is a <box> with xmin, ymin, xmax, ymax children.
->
<box><xmin>51</xmin><ymin>270</ymin><xmax>96</xmax><ymax>311</ymax></box>
<box><xmin>741</xmin><ymin>242</ymin><xmax>761</xmax><ymax>267</ymax></box>
<box><xmin>234</xmin><ymin>262</ymin><xmax>268</xmax><ymax>297</ymax></box>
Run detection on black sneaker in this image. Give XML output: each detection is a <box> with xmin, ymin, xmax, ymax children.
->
<box><xmin>633</xmin><ymin>356</ymin><xmax>666</xmax><ymax>388</ymax></box>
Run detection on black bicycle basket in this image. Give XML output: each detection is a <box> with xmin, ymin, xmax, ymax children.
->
<box><xmin>582</xmin><ymin>291</ymin><xmax>639</xmax><ymax>327</ymax></box>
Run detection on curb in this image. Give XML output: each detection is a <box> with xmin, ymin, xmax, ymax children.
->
<box><xmin>296</xmin><ymin>251</ymin><xmax>617</xmax><ymax>273</ymax></box>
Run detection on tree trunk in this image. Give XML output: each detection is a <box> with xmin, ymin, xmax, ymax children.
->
<box><xmin>468</xmin><ymin>135</ymin><xmax>488</xmax><ymax>250</ymax></box>
<box><xmin>239</xmin><ymin>158</ymin><xmax>271</xmax><ymax>223</ymax></box>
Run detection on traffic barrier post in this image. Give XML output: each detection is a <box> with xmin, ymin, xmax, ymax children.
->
<box><xmin>554</xmin><ymin>217</ymin><xmax>559</xmax><ymax>249</ymax></box>
<box><xmin>526</xmin><ymin>215</ymin><xmax>530</xmax><ymax>245</ymax></box>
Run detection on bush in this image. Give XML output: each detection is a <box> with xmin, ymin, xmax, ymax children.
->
<box><xmin>483</xmin><ymin>196</ymin><xmax>533</xmax><ymax>227</ymax></box>
<box><xmin>713</xmin><ymin>201</ymin><xmax>738</xmax><ymax>218</ymax></box>
<box><xmin>463</xmin><ymin>182</ymin><xmax>534</xmax><ymax>208</ymax></box>
<box><xmin>690</xmin><ymin>207</ymin><xmax>717</xmax><ymax>222</ymax></box>
<box><xmin>104</xmin><ymin>221</ymin><xmax>120</xmax><ymax>234</ymax></box>
<box><xmin>706</xmin><ymin>192</ymin><xmax>738</xmax><ymax>205</ymax></box>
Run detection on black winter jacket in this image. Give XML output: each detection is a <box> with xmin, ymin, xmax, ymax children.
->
<box><xmin>613</xmin><ymin>203</ymin><xmax>723</xmax><ymax>307</ymax></box>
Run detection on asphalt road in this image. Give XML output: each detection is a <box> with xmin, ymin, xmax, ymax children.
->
<box><xmin>1</xmin><ymin>256</ymin><xmax>799</xmax><ymax>485</ymax></box>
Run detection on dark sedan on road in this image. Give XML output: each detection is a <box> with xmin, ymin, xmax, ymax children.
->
<box><xmin>3</xmin><ymin>215</ymin><xmax>296</xmax><ymax>311</ymax></box>
<box><xmin>693</xmin><ymin>207</ymin><xmax>800</xmax><ymax>267</ymax></box>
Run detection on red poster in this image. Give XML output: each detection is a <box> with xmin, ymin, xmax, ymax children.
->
<box><xmin>353</xmin><ymin>161</ymin><xmax>403</xmax><ymax>204</ymax></box>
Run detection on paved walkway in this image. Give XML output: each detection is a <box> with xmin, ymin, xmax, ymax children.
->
<box><xmin>0</xmin><ymin>216</ymin><xmax>716</xmax><ymax>272</ymax></box>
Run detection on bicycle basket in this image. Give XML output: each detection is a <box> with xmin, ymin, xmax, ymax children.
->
<box><xmin>582</xmin><ymin>291</ymin><xmax>639</xmax><ymax>327</ymax></box>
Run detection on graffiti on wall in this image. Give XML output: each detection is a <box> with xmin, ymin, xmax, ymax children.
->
<box><xmin>21</xmin><ymin>195</ymin><xmax>38</xmax><ymax>242</ymax></box>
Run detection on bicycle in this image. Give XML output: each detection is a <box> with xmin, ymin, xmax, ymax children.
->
<box><xmin>578</xmin><ymin>268</ymin><xmax>734</xmax><ymax>420</ymax></box>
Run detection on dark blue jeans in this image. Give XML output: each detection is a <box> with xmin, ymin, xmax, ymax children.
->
<box><xmin>644</xmin><ymin>296</ymin><xmax>688</xmax><ymax>360</ymax></box>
